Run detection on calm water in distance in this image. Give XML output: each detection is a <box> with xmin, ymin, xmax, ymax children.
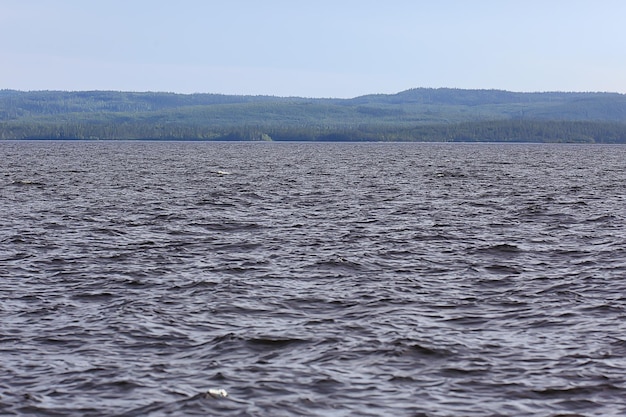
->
<box><xmin>1</xmin><ymin>141</ymin><xmax>626</xmax><ymax>416</ymax></box>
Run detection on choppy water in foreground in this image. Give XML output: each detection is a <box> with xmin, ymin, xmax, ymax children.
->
<box><xmin>1</xmin><ymin>141</ymin><xmax>626</xmax><ymax>416</ymax></box>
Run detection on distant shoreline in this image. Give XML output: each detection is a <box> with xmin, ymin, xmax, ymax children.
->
<box><xmin>2</xmin><ymin>88</ymin><xmax>626</xmax><ymax>143</ymax></box>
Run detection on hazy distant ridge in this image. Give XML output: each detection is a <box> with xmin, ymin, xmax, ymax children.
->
<box><xmin>2</xmin><ymin>88</ymin><xmax>626</xmax><ymax>142</ymax></box>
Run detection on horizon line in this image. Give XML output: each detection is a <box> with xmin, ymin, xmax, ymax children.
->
<box><xmin>1</xmin><ymin>87</ymin><xmax>625</xmax><ymax>100</ymax></box>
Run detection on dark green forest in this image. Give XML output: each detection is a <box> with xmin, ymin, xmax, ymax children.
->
<box><xmin>2</xmin><ymin>88</ymin><xmax>626</xmax><ymax>142</ymax></box>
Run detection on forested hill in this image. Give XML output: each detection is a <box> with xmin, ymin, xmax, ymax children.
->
<box><xmin>2</xmin><ymin>88</ymin><xmax>626</xmax><ymax>142</ymax></box>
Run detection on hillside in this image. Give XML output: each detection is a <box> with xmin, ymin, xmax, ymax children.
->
<box><xmin>1</xmin><ymin>88</ymin><xmax>626</xmax><ymax>142</ymax></box>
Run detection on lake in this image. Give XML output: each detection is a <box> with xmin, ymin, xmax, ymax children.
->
<box><xmin>1</xmin><ymin>141</ymin><xmax>626</xmax><ymax>416</ymax></box>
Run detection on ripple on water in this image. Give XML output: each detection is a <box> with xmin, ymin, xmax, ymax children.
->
<box><xmin>1</xmin><ymin>141</ymin><xmax>626</xmax><ymax>416</ymax></box>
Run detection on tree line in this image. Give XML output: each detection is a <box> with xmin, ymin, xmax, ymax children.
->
<box><xmin>3</xmin><ymin>119</ymin><xmax>626</xmax><ymax>143</ymax></box>
<box><xmin>2</xmin><ymin>89</ymin><xmax>626</xmax><ymax>142</ymax></box>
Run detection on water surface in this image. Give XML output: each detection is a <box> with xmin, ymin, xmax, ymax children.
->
<box><xmin>1</xmin><ymin>141</ymin><xmax>626</xmax><ymax>416</ymax></box>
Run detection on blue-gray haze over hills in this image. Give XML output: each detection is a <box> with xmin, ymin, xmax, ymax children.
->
<box><xmin>1</xmin><ymin>88</ymin><xmax>626</xmax><ymax>142</ymax></box>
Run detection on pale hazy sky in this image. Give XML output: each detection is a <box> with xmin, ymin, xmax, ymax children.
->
<box><xmin>2</xmin><ymin>0</ymin><xmax>625</xmax><ymax>97</ymax></box>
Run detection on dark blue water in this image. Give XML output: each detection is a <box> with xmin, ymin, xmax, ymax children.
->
<box><xmin>1</xmin><ymin>141</ymin><xmax>626</xmax><ymax>416</ymax></box>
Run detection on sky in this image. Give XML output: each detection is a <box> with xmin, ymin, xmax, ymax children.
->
<box><xmin>1</xmin><ymin>0</ymin><xmax>625</xmax><ymax>98</ymax></box>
